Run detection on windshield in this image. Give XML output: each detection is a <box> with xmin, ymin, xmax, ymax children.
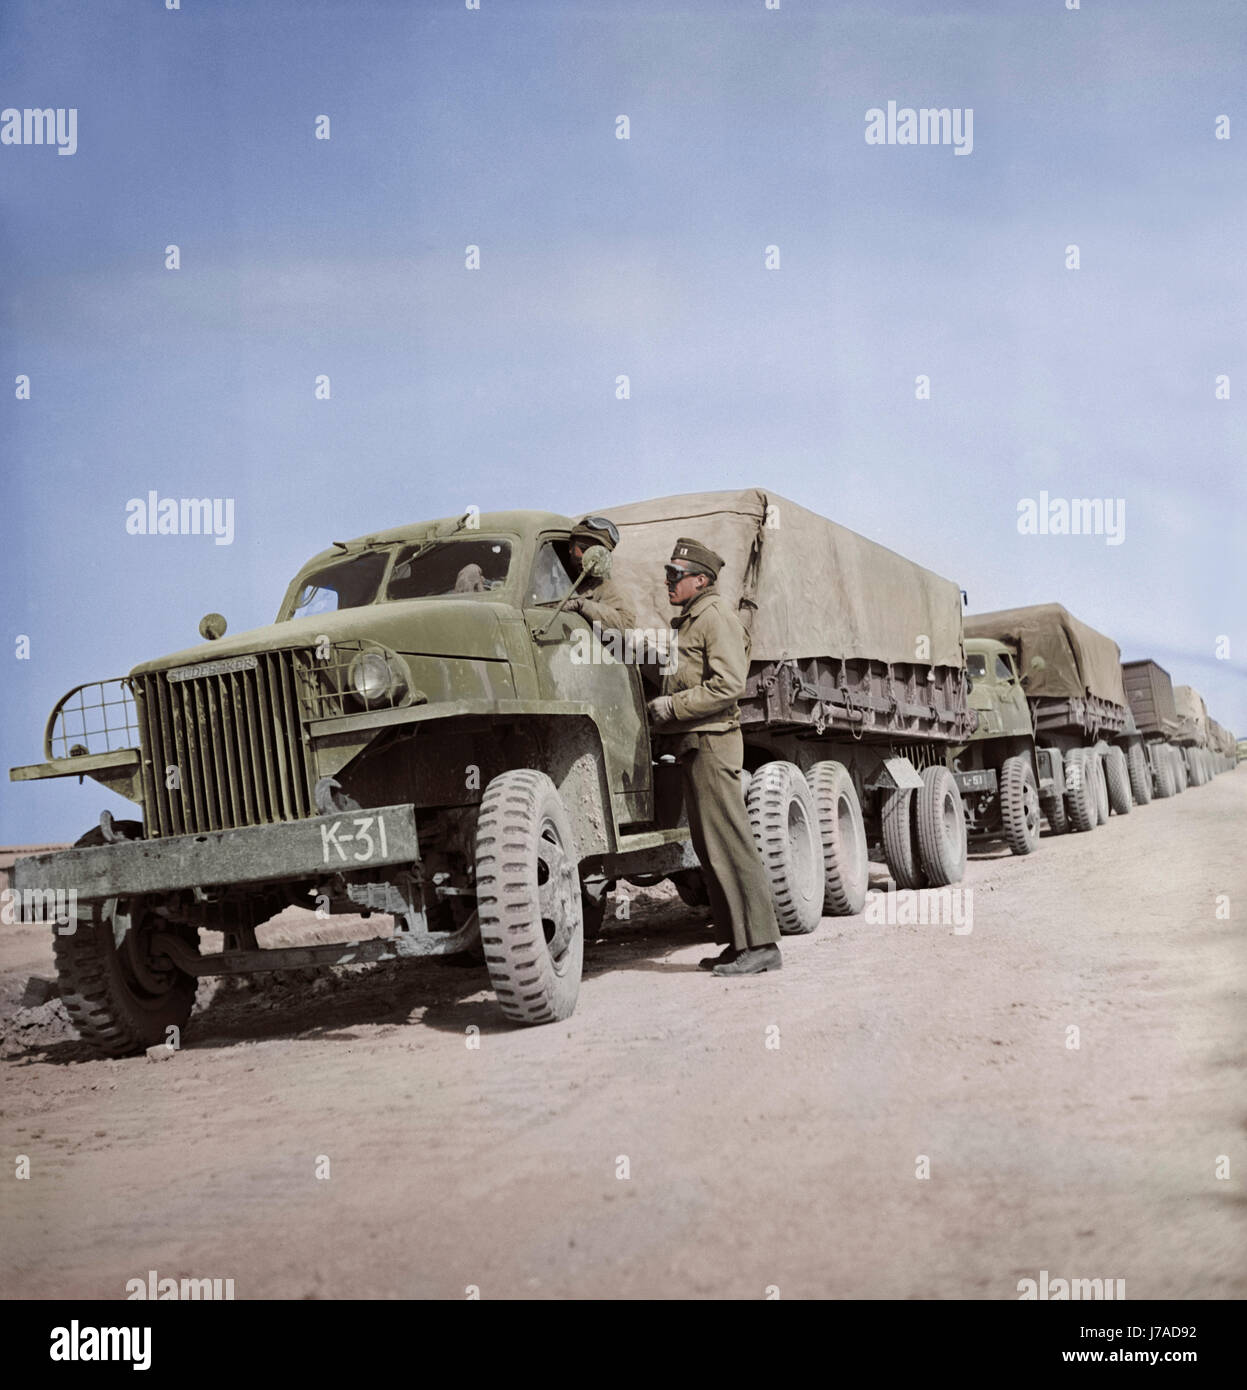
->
<box><xmin>387</xmin><ymin>538</ymin><xmax>512</xmax><ymax>600</ymax></box>
<box><xmin>290</xmin><ymin>551</ymin><xmax>390</xmax><ymax>618</ymax></box>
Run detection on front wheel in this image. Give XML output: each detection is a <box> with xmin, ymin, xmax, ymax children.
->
<box><xmin>1064</xmin><ymin>748</ymin><xmax>1097</xmax><ymax>832</ymax></box>
<box><xmin>916</xmin><ymin>765</ymin><xmax>967</xmax><ymax>885</ymax></box>
<box><xmin>1153</xmin><ymin>746</ymin><xmax>1176</xmax><ymax>799</ymax></box>
<box><xmin>1000</xmin><ymin>755</ymin><xmax>1041</xmax><ymax>855</ymax></box>
<box><xmin>1090</xmin><ymin>752</ymin><xmax>1110</xmax><ymax>825</ymax></box>
<box><xmin>54</xmin><ymin>901</ymin><xmax>198</xmax><ymax>1058</ymax></box>
<box><xmin>1104</xmin><ymin>745</ymin><xmax>1131</xmax><ymax>816</ymax></box>
<box><xmin>476</xmin><ymin>769</ymin><xmax>584</xmax><ymax>1025</ymax></box>
<box><xmin>1169</xmin><ymin>744</ymin><xmax>1188</xmax><ymax>794</ymax></box>
<box><xmin>1126</xmin><ymin>741</ymin><xmax>1152</xmax><ymax>805</ymax></box>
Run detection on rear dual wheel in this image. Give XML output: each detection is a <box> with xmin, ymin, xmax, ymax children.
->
<box><xmin>808</xmin><ymin>761</ymin><xmax>869</xmax><ymax>915</ymax></box>
<box><xmin>1064</xmin><ymin>748</ymin><xmax>1097</xmax><ymax>832</ymax></box>
<box><xmin>882</xmin><ymin>765</ymin><xmax>967</xmax><ymax>888</ymax></box>
<box><xmin>746</xmin><ymin>762</ymin><xmax>824</xmax><ymax>933</ymax></box>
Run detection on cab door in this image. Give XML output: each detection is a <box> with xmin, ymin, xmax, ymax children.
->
<box><xmin>997</xmin><ymin>653</ymin><xmax>1033</xmax><ymax>737</ymax></box>
<box><xmin>523</xmin><ymin>534</ymin><xmax>652</xmax><ymax>824</ymax></box>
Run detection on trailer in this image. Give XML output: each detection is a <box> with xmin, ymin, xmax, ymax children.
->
<box><xmin>1121</xmin><ymin>658</ymin><xmax>1196</xmax><ymax>795</ymax></box>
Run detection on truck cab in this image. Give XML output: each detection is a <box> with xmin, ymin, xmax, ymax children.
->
<box><xmin>965</xmin><ymin>638</ymin><xmax>1031</xmax><ymax>741</ymax></box>
<box><xmin>948</xmin><ymin>637</ymin><xmax>1048</xmax><ymax>854</ymax></box>
<box><xmin>10</xmin><ymin>510</ymin><xmax>695</xmax><ymax>1051</ymax></box>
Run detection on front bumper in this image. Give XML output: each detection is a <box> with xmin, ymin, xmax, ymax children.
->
<box><xmin>12</xmin><ymin>803</ymin><xmax>420</xmax><ymax>902</ymax></box>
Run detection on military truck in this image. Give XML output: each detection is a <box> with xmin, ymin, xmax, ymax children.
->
<box><xmin>604</xmin><ymin>490</ymin><xmax>975</xmax><ymax>909</ymax></box>
<box><xmin>964</xmin><ymin>604</ymin><xmax>1137</xmax><ymax>834</ymax></box>
<box><xmin>1121</xmin><ymin>658</ymin><xmax>1189</xmax><ymax>799</ymax></box>
<box><xmin>1207</xmin><ymin>719</ymin><xmax>1236</xmax><ymax>775</ymax></box>
<box><xmin>10</xmin><ymin>490</ymin><xmax>974</xmax><ymax>1055</ymax></box>
<box><xmin>945</xmin><ymin>637</ymin><xmax>1045</xmax><ymax>855</ymax></box>
<box><xmin>1173</xmin><ymin>684</ymin><xmax>1211</xmax><ymax>788</ymax></box>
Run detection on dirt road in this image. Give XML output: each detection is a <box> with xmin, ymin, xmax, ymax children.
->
<box><xmin>2</xmin><ymin>771</ymin><xmax>1244</xmax><ymax>1300</ymax></box>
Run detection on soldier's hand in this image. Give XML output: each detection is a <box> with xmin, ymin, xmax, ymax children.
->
<box><xmin>563</xmin><ymin>596</ymin><xmax>583</xmax><ymax>613</ymax></box>
<box><xmin>647</xmin><ymin>695</ymin><xmax>676</xmax><ymax>724</ymax></box>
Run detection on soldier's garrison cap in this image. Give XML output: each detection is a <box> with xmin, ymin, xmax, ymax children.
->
<box><xmin>668</xmin><ymin>536</ymin><xmax>725</xmax><ymax>580</ymax></box>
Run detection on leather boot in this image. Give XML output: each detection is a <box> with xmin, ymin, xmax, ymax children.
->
<box><xmin>712</xmin><ymin>943</ymin><xmax>782</xmax><ymax>976</ymax></box>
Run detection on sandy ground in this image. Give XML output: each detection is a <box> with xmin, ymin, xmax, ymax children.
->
<box><xmin>1</xmin><ymin>769</ymin><xmax>1244</xmax><ymax>1301</ymax></box>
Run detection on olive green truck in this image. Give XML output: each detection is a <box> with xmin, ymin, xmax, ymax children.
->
<box><xmin>10</xmin><ymin>488</ymin><xmax>974</xmax><ymax>1055</ymax></box>
<box><xmin>945</xmin><ymin>635</ymin><xmax>1047</xmax><ymax>856</ymax></box>
<box><xmin>962</xmin><ymin>604</ymin><xmax>1144</xmax><ymax>837</ymax></box>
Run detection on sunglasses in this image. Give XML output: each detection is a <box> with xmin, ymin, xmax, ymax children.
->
<box><xmin>664</xmin><ymin>564</ymin><xmax>691</xmax><ymax>584</ymax></box>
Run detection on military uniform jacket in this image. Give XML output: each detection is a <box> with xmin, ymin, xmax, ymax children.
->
<box><xmin>661</xmin><ymin>586</ymin><xmax>750</xmax><ymax>738</ymax></box>
<box><xmin>577</xmin><ymin>574</ymin><xmax>636</xmax><ymax>633</ymax></box>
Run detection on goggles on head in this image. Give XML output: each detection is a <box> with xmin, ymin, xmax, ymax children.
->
<box><xmin>575</xmin><ymin>515</ymin><xmax>620</xmax><ymax>547</ymax></box>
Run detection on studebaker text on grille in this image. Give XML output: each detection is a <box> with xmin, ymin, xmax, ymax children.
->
<box><xmin>166</xmin><ymin>656</ymin><xmax>260</xmax><ymax>683</ymax></box>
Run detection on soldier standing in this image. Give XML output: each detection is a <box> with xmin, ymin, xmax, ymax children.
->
<box><xmin>563</xmin><ymin>515</ymin><xmax>637</xmax><ymax>634</ymax></box>
<box><xmin>646</xmin><ymin>538</ymin><xmax>782</xmax><ymax>975</ymax></box>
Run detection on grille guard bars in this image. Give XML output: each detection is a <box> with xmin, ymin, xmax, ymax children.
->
<box><xmin>7</xmin><ymin>642</ymin><xmax>412</xmax><ymax>820</ymax></box>
<box><xmin>8</xmin><ymin>678</ymin><xmax>143</xmax><ymax>792</ymax></box>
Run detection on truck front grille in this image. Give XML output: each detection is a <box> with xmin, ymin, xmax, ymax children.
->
<box><xmin>134</xmin><ymin>652</ymin><xmax>315</xmax><ymax>836</ymax></box>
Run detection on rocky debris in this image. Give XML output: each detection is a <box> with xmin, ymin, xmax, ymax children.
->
<box><xmin>1</xmin><ymin>995</ymin><xmax>79</xmax><ymax>1056</ymax></box>
<box><xmin>145</xmin><ymin>1044</ymin><xmax>177</xmax><ymax>1062</ymax></box>
<box><xmin>21</xmin><ymin>975</ymin><xmax>58</xmax><ymax>1008</ymax></box>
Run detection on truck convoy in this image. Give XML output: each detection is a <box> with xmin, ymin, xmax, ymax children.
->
<box><xmin>9</xmin><ymin>489</ymin><xmax>976</xmax><ymax>1054</ymax></box>
<box><xmin>1122</xmin><ymin>659</ymin><xmax>1190</xmax><ymax>798</ymax></box>
<box><xmin>962</xmin><ymin>604</ymin><xmax>1137</xmax><ymax>836</ymax></box>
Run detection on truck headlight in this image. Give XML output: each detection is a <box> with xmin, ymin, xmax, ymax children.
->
<box><xmin>348</xmin><ymin>650</ymin><xmax>409</xmax><ymax>707</ymax></box>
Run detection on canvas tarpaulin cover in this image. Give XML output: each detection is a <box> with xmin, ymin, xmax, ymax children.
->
<box><xmin>964</xmin><ymin>603</ymin><xmax>1127</xmax><ymax>706</ymax></box>
<box><xmin>597</xmin><ymin>488</ymin><xmax>965</xmax><ymax>668</ymax></box>
<box><xmin>1174</xmin><ymin>685</ymin><xmax>1209</xmax><ymax>743</ymax></box>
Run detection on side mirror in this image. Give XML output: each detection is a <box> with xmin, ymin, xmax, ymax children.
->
<box><xmin>199</xmin><ymin>613</ymin><xmax>227</xmax><ymax>641</ymax></box>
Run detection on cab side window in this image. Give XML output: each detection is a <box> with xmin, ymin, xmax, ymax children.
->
<box><xmin>528</xmin><ymin>539</ymin><xmax>574</xmax><ymax>605</ymax></box>
<box><xmin>995</xmin><ymin>655</ymin><xmax>1016</xmax><ymax>683</ymax></box>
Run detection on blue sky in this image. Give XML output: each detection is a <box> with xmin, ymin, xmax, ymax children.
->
<box><xmin>2</xmin><ymin>0</ymin><xmax>1244</xmax><ymax>841</ymax></box>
